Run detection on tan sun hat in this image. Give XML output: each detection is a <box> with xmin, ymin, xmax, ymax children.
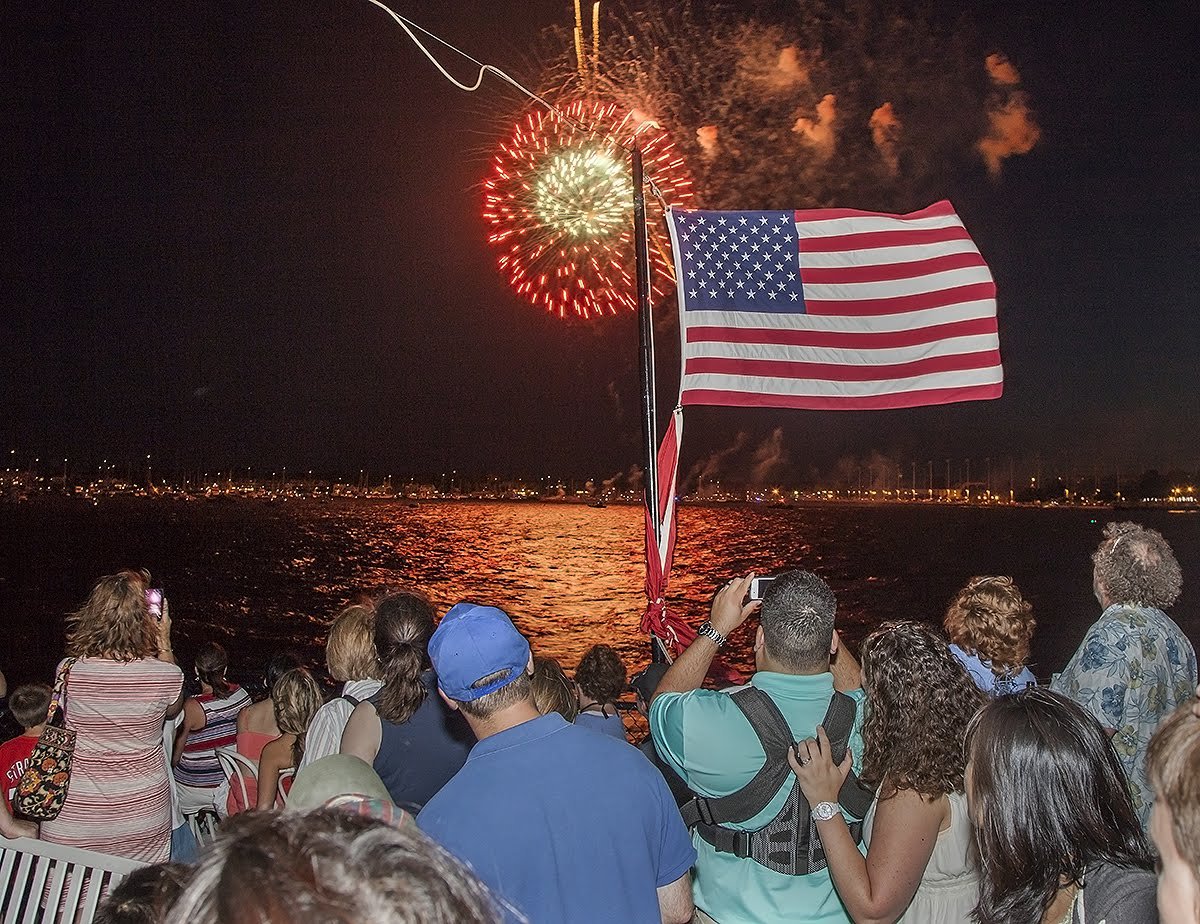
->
<box><xmin>285</xmin><ymin>755</ymin><xmax>392</xmax><ymax>813</ymax></box>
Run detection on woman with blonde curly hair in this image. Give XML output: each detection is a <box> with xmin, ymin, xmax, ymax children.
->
<box><xmin>40</xmin><ymin>570</ymin><xmax>185</xmax><ymax>864</ymax></box>
<box><xmin>944</xmin><ymin>575</ymin><xmax>1037</xmax><ymax>695</ymax></box>
<box><xmin>790</xmin><ymin>621</ymin><xmax>985</xmax><ymax>923</ymax></box>
<box><xmin>255</xmin><ymin>667</ymin><xmax>323</xmax><ymax>810</ymax></box>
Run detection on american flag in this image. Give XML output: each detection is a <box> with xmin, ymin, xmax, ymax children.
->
<box><xmin>666</xmin><ymin>200</ymin><xmax>1003</xmax><ymax>410</ymax></box>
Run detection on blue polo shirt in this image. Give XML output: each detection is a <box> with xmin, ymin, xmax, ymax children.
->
<box><xmin>651</xmin><ymin>672</ymin><xmax>866</xmax><ymax>924</ymax></box>
<box><xmin>574</xmin><ymin>709</ymin><xmax>629</xmax><ymax>741</ymax></box>
<box><xmin>418</xmin><ymin>712</ymin><xmax>696</xmax><ymax>924</ymax></box>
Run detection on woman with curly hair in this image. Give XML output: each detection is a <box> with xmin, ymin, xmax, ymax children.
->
<box><xmin>790</xmin><ymin>621</ymin><xmax>985</xmax><ymax>923</ymax></box>
<box><xmin>573</xmin><ymin>644</ymin><xmax>629</xmax><ymax>741</ymax></box>
<box><xmin>944</xmin><ymin>576</ymin><xmax>1037</xmax><ymax>695</ymax></box>
<box><xmin>967</xmin><ymin>688</ymin><xmax>1156</xmax><ymax>923</ymax></box>
<box><xmin>40</xmin><ymin>571</ymin><xmax>185</xmax><ymax>864</ymax></box>
<box><xmin>1051</xmin><ymin>520</ymin><xmax>1197</xmax><ymax>829</ymax></box>
<box><xmin>256</xmin><ymin>667</ymin><xmax>323</xmax><ymax>810</ymax></box>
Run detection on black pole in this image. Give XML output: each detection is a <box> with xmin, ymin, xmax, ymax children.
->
<box><xmin>632</xmin><ymin>146</ymin><xmax>660</xmax><ymax>538</ymax></box>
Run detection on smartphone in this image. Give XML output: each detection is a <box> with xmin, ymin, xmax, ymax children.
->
<box><xmin>748</xmin><ymin>576</ymin><xmax>776</xmax><ymax>601</ymax></box>
<box><xmin>146</xmin><ymin>588</ymin><xmax>164</xmax><ymax>619</ymax></box>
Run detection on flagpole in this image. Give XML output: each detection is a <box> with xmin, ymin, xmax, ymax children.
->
<box><xmin>632</xmin><ymin>145</ymin><xmax>660</xmax><ymax>539</ymax></box>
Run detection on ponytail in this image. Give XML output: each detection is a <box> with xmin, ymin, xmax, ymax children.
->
<box><xmin>194</xmin><ymin>641</ymin><xmax>232</xmax><ymax>698</ymax></box>
<box><xmin>374</xmin><ymin>591</ymin><xmax>436</xmax><ymax>725</ymax></box>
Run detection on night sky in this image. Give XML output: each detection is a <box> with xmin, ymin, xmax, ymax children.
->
<box><xmin>3</xmin><ymin>1</ymin><xmax>1197</xmax><ymax>482</ymax></box>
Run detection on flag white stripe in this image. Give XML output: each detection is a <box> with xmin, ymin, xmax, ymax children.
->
<box><xmin>792</xmin><ymin>212</ymin><xmax>964</xmax><ymax>238</ymax></box>
<box><xmin>684</xmin><ymin>299</ymin><xmax>996</xmax><ymax>334</ymax></box>
<box><xmin>682</xmin><ymin>365</ymin><xmax>1004</xmax><ymax>398</ymax></box>
<box><xmin>802</xmin><ymin>265</ymin><xmax>994</xmax><ymax>302</ymax></box>
<box><xmin>685</xmin><ymin>333</ymin><xmax>999</xmax><ymax>366</ymax></box>
<box><xmin>796</xmin><ymin>238</ymin><xmax>981</xmax><ymax>268</ymax></box>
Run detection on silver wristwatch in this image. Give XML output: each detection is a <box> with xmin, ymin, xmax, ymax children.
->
<box><xmin>696</xmin><ymin>620</ymin><xmax>728</xmax><ymax>648</ymax></box>
<box><xmin>811</xmin><ymin>801</ymin><xmax>841</xmax><ymax>822</ymax></box>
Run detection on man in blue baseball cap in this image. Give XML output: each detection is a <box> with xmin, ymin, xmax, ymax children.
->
<box><xmin>417</xmin><ymin>603</ymin><xmax>696</xmax><ymax>924</ymax></box>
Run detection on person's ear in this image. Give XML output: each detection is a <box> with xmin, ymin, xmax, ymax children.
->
<box><xmin>754</xmin><ymin>625</ymin><xmax>765</xmax><ymax>653</ymax></box>
<box><xmin>526</xmin><ymin>652</ymin><xmax>535</xmax><ymax>676</ymax></box>
<box><xmin>831</xmin><ymin>629</ymin><xmax>841</xmax><ymax>657</ymax></box>
<box><xmin>438</xmin><ymin>689</ymin><xmax>460</xmax><ymax>712</ymax></box>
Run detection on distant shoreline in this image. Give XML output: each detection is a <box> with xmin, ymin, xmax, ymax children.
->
<box><xmin>6</xmin><ymin>493</ymin><xmax>1196</xmax><ymax>513</ymax></box>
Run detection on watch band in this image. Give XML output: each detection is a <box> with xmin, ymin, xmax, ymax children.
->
<box><xmin>696</xmin><ymin>620</ymin><xmax>728</xmax><ymax>648</ymax></box>
<box><xmin>811</xmin><ymin>801</ymin><xmax>841</xmax><ymax>822</ymax></box>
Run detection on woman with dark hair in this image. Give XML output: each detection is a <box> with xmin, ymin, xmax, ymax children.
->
<box><xmin>790</xmin><ymin>621</ymin><xmax>985</xmax><ymax>923</ymax></box>
<box><xmin>39</xmin><ymin>571</ymin><xmax>184</xmax><ymax>863</ymax></box>
<box><xmin>944</xmin><ymin>575</ymin><xmax>1037</xmax><ymax>695</ymax></box>
<box><xmin>340</xmin><ymin>592</ymin><xmax>472</xmax><ymax>810</ymax></box>
<box><xmin>173</xmin><ymin>641</ymin><xmax>251</xmax><ymax>813</ymax></box>
<box><xmin>573</xmin><ymin>644</ymin><xmax>629</xmax><ymax>741</ymax></box>
<box><xmin>966</xmin><ymin>688</ymin><xmax>1157</xmax><ymax>923</ymax></box>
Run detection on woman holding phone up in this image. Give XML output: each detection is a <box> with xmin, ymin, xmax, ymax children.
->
<box><xmin>39</xmin><ymin>571</ymin><xmax>185</xmax><ymax>864</ymax></box>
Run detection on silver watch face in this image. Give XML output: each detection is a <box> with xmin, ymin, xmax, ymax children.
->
<box><xmin>811</xmin><ymin>801</ymin><xmax>839</xmax><ymax>822</ymax></box>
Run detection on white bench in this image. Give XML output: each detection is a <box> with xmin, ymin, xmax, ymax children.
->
<box><xmin>0</xmin><ymin>834</ymin><xmax>144</xmax><ymax>924</ymax></box>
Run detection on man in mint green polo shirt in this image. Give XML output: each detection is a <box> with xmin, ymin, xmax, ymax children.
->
<box><xmin>650</xmin><ymin>570</ymin><xmax>866</xmax><ymax>924</ymax></box>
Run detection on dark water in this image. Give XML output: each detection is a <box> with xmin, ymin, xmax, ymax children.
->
<box><xmin>2</xmin><ymin>499</ymin><xmax>1198</xmax><ymax>692</ymax></box>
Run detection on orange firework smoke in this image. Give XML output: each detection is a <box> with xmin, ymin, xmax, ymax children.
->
<box><xmin>539</xmin><ymin>2</ymin><xmax>1040</xmax><ymax>211</ymax></box>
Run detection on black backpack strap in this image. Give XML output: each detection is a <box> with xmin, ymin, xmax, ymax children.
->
<box><xmin>684</xmin><ymin>686</ymin><xmax>876</xmax><ymax>875</ymax></box>
<box><xmin>681</xmin><ymin>687</ymin><xmax>794</xmax><ymax>828</ymax></box>
<box><xmin>340</xmin><ymin>693</ymin><xmax>361</xmax><ymax>708</ymax></box>
<box><xmin>822</xmin><ymin>692</ymin><xmax>875</xmax><ymax>820</ymax></box>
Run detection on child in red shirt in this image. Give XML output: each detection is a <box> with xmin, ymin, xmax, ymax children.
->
<box><xmin>0</xmin><ymin>683</ymin><xmax>51</xmax><ymax>812</ymax></box>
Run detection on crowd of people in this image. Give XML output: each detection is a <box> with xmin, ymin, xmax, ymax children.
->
<box><xmin>1</xmin><ymin>520</ymin><xmax>1199</xmax><ymax>924</ymax></box>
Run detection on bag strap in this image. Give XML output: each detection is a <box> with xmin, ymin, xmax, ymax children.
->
<box><xmin>339</xmin><ymin>693</ymin><xmax>361</xmax><ymax>708</ymax></box>
<box><xmin>48</xmin><ymin>658</ymin><xmax>77</xmax><ymax>727</ymax></box>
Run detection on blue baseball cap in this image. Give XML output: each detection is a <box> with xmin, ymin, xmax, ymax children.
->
<box><xmin>429</xmin><ymin>603</ymin><xmax>532</xmax><ymax>702</ymax></box>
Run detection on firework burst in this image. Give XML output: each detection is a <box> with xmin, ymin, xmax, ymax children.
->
<box><xmin>483</xmin><ymin>98</ymin><xmax>694</xmax><ymax>320</ymax></box>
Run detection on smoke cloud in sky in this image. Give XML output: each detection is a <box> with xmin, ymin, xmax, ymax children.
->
<box><xmin>869</xmin><ymin>102</ymin><xmax>902</xmax><ymax>176</ymax></box>
<box><xmin>683</xmin><ymin>429</ymin><xmax>793</xmax><ymax>492</ymax></box>
<box><xmin>978</xmin><ymin>54</ymin><xmax>1041</xmax><ymax>177</ymax></box>
<box><xmin>749</xmin><ymin>427</ymin><xmax>789</xmax><ymax>486</ymax></box>
<box><xmin>542</xmin><ymin>1</ymin><xmax>1042</xmax><ymax>211</ymax></box>
<box><xmin>984</xmin><ymin>52</ymin><xmax>1022</xmax><ymax>87</ymax></box>
<box><xmin>792</xmin><ymin>94</ymin><xmax>838</xmax><ymax>159</ymax></box>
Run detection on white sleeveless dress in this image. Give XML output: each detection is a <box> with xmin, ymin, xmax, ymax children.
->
<box><xmin>863</xmin><ymin>789</ymin><xmax>979</xmax><ymax>923</ymax></box>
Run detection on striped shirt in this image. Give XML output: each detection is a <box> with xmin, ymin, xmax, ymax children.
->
<box><xmin>174</xmin><ymin>685</ymin><xmax>250</xmax><ymax>788</ymax></box>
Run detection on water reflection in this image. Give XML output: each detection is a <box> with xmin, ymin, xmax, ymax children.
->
<box><xmin>2</xmin><ymin>500</ymin><xmax>1197</xmax><ymax>692</ymax></box>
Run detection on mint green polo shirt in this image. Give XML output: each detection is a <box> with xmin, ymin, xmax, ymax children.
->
<box><xmin>650</xmin><ymin>672</ymin><xmax>866</xmax><ymax>924</ymax></box>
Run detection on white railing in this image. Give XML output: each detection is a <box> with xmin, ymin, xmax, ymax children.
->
<box><xmin>0</xmin><ymin>835</ymin><xmax>144</xmax><ymax>924</ymax></box>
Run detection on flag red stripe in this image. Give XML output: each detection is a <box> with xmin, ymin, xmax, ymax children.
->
<box><xmin>798</xmin><ymin>224</ymin><xmax>971</xmax><ymax>253</ymax></box>
<box><xmin>686</xmin><ymin>316</ymin><xmax>998</xmax><ymax>349</ymax></box>
<box><xmin>792</xmin><ymin>201</ymin><xmax>957</xmax><ymax>223</ymax></box>
<box><xmin>682</xmin><ymin>382</ymin><xmax>1004</xmax><ymax>410</ymax></box>
<box><xmin>685</xmin><ymin>350</ymin><xmax>1001</xmax><ymax>383</ymax></box>
<box><xmin>805</xmin><ymin>281</ymin><xmax>997</xmax><ymax>316</ymax></box>
<box><xmin>799</xmin><ymin>251</ymin><xmax>987</xmax><ymax>285</ymax></box>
